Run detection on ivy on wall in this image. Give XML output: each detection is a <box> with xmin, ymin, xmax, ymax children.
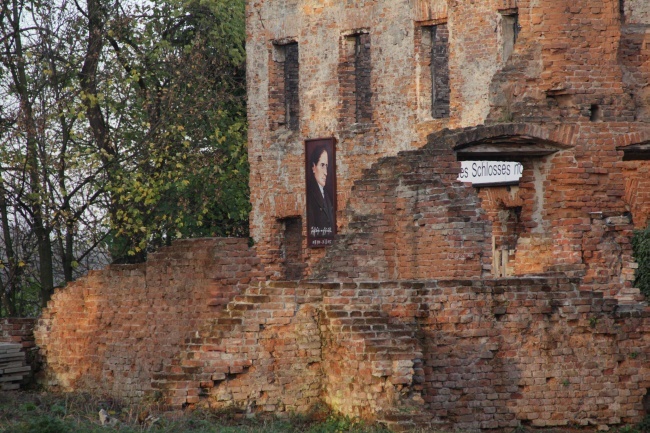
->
<box><xmin>632</xmin><ymin>228</ymin><xmax>650</xmax><ymax>297</ymax></box>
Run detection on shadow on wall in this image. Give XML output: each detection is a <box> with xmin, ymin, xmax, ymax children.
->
<box><xmin>311</xmin><ymin>132</ymin><xmax>491</xmax><ymax>282</ymax></box>
<box><xmin>31</xmin><ymin>122</ymin><xmax>650</xmax><ymax>430</ymax></box>
<box><xmin>32</xmin><ymin>247</ymin><xmax>650</xmax><ymax>430</ymax></box>
<box><xmin>318</xmin><ymin>278</ymin><xmax>649</xmax><ymax>431</ymax></box>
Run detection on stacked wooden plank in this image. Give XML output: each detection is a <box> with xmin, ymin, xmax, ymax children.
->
<box><xmin>0</xmin><ymin>342</ymin><xmax>31</xmax><ymax>391</ymax></box>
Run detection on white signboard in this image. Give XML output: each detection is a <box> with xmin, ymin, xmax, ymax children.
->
<box><xmin>457</xmin><ymin>161</ymin><xmax>523</xmax><ymax>186</ymax></box>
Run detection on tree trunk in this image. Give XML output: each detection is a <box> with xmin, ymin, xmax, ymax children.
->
<box><xmin>0</xmin><ymin>171</ymin><xmax>18</xmax><ymax>316</ymax></box>
<box><xmin>8</xmin><ymin>0</ymin><xmax>55</xmax><ymax>306</ymax></box>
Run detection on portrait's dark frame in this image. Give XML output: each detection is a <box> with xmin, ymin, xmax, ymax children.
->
<box><xmin>305</xmin><ymin>137</ymin><xmax>337</xmax><ymax>248</ymax></box>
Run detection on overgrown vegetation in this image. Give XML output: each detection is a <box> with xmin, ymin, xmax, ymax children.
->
<box><xmin>632</xmin><ymin>227</ymin><xmax>650</xmax><ymax>298</ymax></box>
<box><xmin>0</xmin><ymin>391</ymin><xmax>391</xmax><ymax>433</ymax></box>
<box><xmin>0</xmin><ymin>0</ymin><xmax>250</xmax><ymax>316</ymax></box>
<box><xmin>2</xmin><ymin>391</ymin><xmax>650</xmax><ymax>433</ymax></box>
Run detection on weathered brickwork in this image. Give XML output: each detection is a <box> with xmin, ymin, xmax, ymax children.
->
<box><xmin>152</xmin><ymin>280</ymin><xmax>324</xmax><ymax>412</ymax></box>
<box><xmin>34</xmin><ymin>239</ymin><xmax>263</xmax><ymax>399</ymax></box>
<box><xmin>268</xmin><ymin>41</ymin><xmax>300</xmax><ymax>132</ymax></box>
<box><xmin>247</xmin><ymin>0</ymin><xmax>650</xmax><ymax>280</ymax></box>
<box><xmin>414</xmin><ymin>22</ymin><xmax>450</xmax><ymax>120</ymax></box>
<box><xmin>622</xmin><ymin>161</ymin><xmax>650</xmax><ymax>229</ymax></box>
<box><xmin>30</xmin><ymin>1</ymin><xmax>650</xmax><ymax>431</ymax></box>
<box><xmin>35</xmin><ymin>262</ymin><xmax>650</xmax><ymax>431</ymax></box>
<box><xmin>303</xmin><ymin>123</ymin><xmax>644</xmax><ymax>302</ymax></box>
<box><xmin>318</xmin><ymin>278</ymin><xmax>650</xmax><ymax>431</ymax></box>
<box><xmin>247</xmin><ymin>1</ymin><xmax>455</xmax><ymax>278</ymax></box>
<box><xmin>311</xmin><ymin>133</ymin><xmax>491</xmax><ymax>281</ymax></box>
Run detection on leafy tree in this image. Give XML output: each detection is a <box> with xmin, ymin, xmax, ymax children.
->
<box><xmin>97</xmin><ymin>0</ymin><xmax>249</xmax><ymax>261</ymax></box>
<box><xmin>0</xmin><ymin>0</ymin><xmax>104</xmax><ymax>309</ymax></box>
<box><xmin>0</xmin><ymin>0</ymin><xmax>249</xmax><ymax>314</ymax></box>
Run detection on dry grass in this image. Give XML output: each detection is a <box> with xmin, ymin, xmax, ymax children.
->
<box><xmin>2</xmin><ymin>390</ymin><xmax>647</xmax><ymax>433</ymax></box>
<box><xmin>0</xmin><ymin>390</ymin><xmax>391</xmax><ymax>433</ymax></box>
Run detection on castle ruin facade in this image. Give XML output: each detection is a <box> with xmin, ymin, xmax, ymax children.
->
<box><xmin>30</xmin><ymin>0</ymin><xmax>650</xmax><ymax>430</ymax></box>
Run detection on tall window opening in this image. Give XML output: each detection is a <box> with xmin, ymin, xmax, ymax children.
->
<box><xmin>416</xmin><ymin>23</ymin><xmax>450</xmax><ymax>119</ymax></box>
<box><xmin>269</xmin><ymin>41</ymin><xmax>299</xmax><ymax>131</ymax></box>
<box><xmin>340</xmin><ymin>31</ymin><xmax>372</xmax><ymax>124</ymax></box>
<box><xmin>279</xmin><ymin>216</ymin><xmax>304</xmax><ymax>280</ymax></box>
<box><xmin>500</xmin><ymin>10</ymin><xmax>520</xmax><ymax>63</ymax></box>
<box><xmin>493</xmin><ymin>205</ymin><xmax>523</xmax><ymax>277</ymax></box>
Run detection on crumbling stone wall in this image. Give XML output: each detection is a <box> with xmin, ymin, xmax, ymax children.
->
<box><xmin>304</xmin><ymin>122</ymin><xmax>645</xmax><ymax>300</ymax></box>
<box><xmin>318</xmin><ymin>278</ymin><xmax>650</xmax><ymax>431</ymax></box>
<box><xmin>247</xmin><ymin>0</ymin><xmax>436</xmax><ymax>279</ymax></box>
<box><xmin>152</xmin><ymin>281</ymin><xmax>324</xmax><ymax>412</ymax></box>
<box><xmin>621</xmin><ymin>160</ymin><xmax>650</xmax><ymax>229</ymax></box>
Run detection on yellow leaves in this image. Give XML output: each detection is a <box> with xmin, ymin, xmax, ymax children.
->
<box><xmin>100</xmin><ymin>148</ymin><xmax>113</xmax><ymax>161</ymax></box>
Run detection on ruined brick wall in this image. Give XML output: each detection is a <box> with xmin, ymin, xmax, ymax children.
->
<box><xmin>311</xmin><ymin>133</ymin><xmax>491</xmax><ymax>281</ymax></box>
<box><xmin>34</xmin><ymin>239</ymin><xmax>263</xmax><ymax>400</ymax></box>
<box><xmin>621</xmin><ymin>160</ymin><xmax>650</xmax><ymax>229</ymax></box>
<box><xmin>302</xmin><ymin>122</ymin><xmax>645</xmax><ymax>298</ymax></box>
<box><xmin>247</xmin><ymin>1</ymin><xmax>437</xmax><ymax>279</ymax></box>
<box><xmin>488</xmin><ymin>0</ymin><xmax>635</xmax><ymax>123</ymax></box>
<box><xmin>152</xmin><ymin>281</ymin><xmax>324</xmax><ymax>411</ymax></box>
<box><xmin>35</xmin><ymin>250</ymin><xmax>650</xmax><ymax>431</ymax></box>
<box><xmin>318</xmin><ymin>278</ymin><xmax>650</xmax><ymax>431</ymax></box>
<box><xmin>247</xmin><ymin>0</ymin><xmax>650</xmax><ymax>279</ymax></box>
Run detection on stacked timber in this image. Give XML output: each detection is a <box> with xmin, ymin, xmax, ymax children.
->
<box><xmin>0</xmin><ymin>342</ymin><xmax>31</xmax><ymax>390</ymax></box>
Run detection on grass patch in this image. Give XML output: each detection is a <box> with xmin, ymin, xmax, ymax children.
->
<box><xmin>3</xmin><ymin>391</ymin><xmax>649</xmax><ymax>433</ymax></box>
<box><xmin>0</xmin><ymin>391</ymin><xmax>391</xmax><ymax>433</ymax></box>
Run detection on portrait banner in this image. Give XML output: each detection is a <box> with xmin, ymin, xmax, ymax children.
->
<box><xmin>305</xmin><ymin>138</ymin><xmax>337</xmax><ymax>248</ymax></box>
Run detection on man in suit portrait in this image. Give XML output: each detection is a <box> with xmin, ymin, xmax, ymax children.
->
<box><xmin>307</xmin><ymin>143</ymin><xmax>335</xmax><ymax>244</ymax></box>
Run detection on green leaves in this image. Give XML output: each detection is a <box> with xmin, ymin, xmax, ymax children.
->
<box><xmin>632</xmin><ymin>228</ymin><xmax>650</xmax><ymax>297</ymax></box>
<box><xmin>100</xmin><ymin>0</ymin><xmax>249</xmax><ymax>261</ymax></box>
<box><xmin>0</xmin><ymin>0</ymin><xmax>249</xmax><ymax>312</ymax></box>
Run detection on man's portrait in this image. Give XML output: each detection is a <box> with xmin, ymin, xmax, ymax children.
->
<box><xmin>305</xmin><ymin>138</ymin><xmax>336</xmax><ymax>247</ymax></box>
